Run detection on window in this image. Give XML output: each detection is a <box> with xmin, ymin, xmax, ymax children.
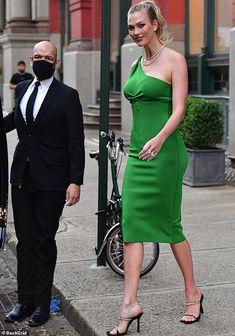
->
<box><xmin>188</xmin><ymin>66</ymin><xmax>198</xmax><ymax>92</ymax></box>
<box><xmin>189</xmin><ymin>0</ymin><xmax>204</xmax><ymax>54</ymax></box>
<box><xmin>213</xmin><ymin>67</ymin><xmax>229</xmax><ymax>93</ymax></box>
<box><xmin>214</xmin><ymin>0</ymin><xmax>235</xmax><ymax>53</ymax></box>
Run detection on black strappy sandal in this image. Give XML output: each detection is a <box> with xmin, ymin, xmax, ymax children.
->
<box><xmin>180</xmin><ymin>293</ymin><xmax>204</xmax><ymax>324</ymax></box>
<box><xmin>106</xmin><ymin>312</ymin><xmax>143</xmax><ymax>335</ymax></box>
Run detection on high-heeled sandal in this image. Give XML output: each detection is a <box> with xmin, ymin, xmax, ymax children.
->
<box><xmin>106</xmin><ymin>312</ymin><xmax>143</xmax><ymax>335</ymax></box>
<box><xmin>180</xmin><ymin>293</ymin><xmax>204</xmax><ymax>324</ymax></box>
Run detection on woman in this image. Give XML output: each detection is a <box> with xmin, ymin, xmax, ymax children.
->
<box><xmin>106</xmin><ymin>1</ymin><xmax>204</xmax><ymax>335</ymax></box>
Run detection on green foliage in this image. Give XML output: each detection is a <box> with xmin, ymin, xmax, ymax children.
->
<box><xmin>179</xmin><ymin>96</ymin><xmax>224</xmax><ymax>149</ymax></box>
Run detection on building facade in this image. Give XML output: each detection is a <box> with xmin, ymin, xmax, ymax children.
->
<box><xmin>0</xmin><ymin>0</ymin><xmax>50</xmax><ymax>111</ymax></box>
<box><xmin>0</xmin><ymin>0</ymin><xmax>235</xmax><ymax>153</ymax></box>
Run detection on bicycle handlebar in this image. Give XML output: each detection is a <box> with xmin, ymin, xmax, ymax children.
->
<box><xmin>89</xmin><ymin>131</ymin><xmax>125</xmax><ymax>162</ymax></box>
<box><xmin>100</xmin><ymin>131</ymin><xmax>125</xmax><ymax>153</ymax></box>
<box><xmin>100</xmin><ymin>131</ymin><xmax>108</xmax><ymax>139</ymax></box>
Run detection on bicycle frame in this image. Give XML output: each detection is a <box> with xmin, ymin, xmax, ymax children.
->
<box><xmin>110</xmin><ymin>156</ymin><xmax>120</xmax><ymax>200</ymax></box>
<box><xmin>91</xmin><ymin>131</ymin><xmax>125</xmax><ymax>257</ymax></box>
<box><xmin>107</xmin><ymin>132</ymin><xmax>123</xmax><ymax>202</ymax></box>
<box><xmin>96</xmin><ymin>222</ymin><xmax>120</xmax><ymax>258</ymax></box>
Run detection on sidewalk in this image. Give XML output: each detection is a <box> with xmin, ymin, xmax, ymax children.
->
<box><xmin>0</xmin><ymin>247</ymin><xmax>80</xmax><ymax>336</ymax></box>
<box><xmin>3</xmin><ymin>129</ymin><xmax>235</xmax><ymax>336</ymax></box>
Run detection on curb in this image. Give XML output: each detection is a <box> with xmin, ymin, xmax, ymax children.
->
<box><xmin>52</xmin><ymin>285</ymin><xmax>99</xmax><ymax>336</ymax></box>
<box><xmin>6</xmin><ymin>234</ymin><xmax>99</xmax><ymax>336</ymax></box>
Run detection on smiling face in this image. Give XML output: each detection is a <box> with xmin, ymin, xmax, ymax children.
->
<box><xmin>128</xmin><ymin>9</ymin><xmax>158</xmax><ymax>47</ymax></box>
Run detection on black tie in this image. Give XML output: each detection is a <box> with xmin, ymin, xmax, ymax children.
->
<box><xmin>26</xmin><ymin>81</ymin><xmax>40</xmax><ymax>127</ymax></box>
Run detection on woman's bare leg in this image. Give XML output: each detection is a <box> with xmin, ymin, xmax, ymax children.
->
<box><xmin>108</xmin><ymin>242</ymin><xmax>143</xmax><ymax>335</ymax></box>
<box><xmin>171</xmin><ymin>240</ymin><xmax>202</xmax><ymax>322</ymax></box>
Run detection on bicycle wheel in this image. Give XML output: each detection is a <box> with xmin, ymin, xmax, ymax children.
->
<box><xmin>105</xmin><ymin>224</ymin><xmax>160</xmax><ymax>277</ymax></box>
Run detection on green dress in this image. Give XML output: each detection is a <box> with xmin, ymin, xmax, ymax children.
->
<box><xmin>121</xmin><ymin>57</ymin><xmax>188</xmax><ymax>243</ymax></box>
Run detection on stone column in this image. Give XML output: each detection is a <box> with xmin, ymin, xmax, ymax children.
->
<box><xmin>31</xmin><ymin>0</ymin><xmax>49</xmax><ymax>34</ymax></box>
<box><xmin>6</xmin><ymin>0</ymin><xmax>31</xmax><ymax>20</ymax></box>
<box><xmin>229</xmin><ymin>28</ymin><xmax>235</xmax><ymax>158</ymax></box>
<box><xmin>64</xmin><ymin>0</ymin><xmax>101</xmax><ymax>110</ymax></box>
<box><xmin>0</xmin><ymin>0</ymin><xmax>5</xmax><ymax>32</ymax></box>
<box><xmin>5</xmin><ymin>0</ymin><xmax>32</xmax><ymax>33</ymax></box>
<box><xmin>32</xmin><ymin>0</ymin><xmax>49</xmax><ymax>20</ymax></box>
<box><xmin>1</xmin><ymin>0</ymin><xmax>32</xmax><ymax>110</ymax></box>
<box><xmin>48</xmin><ymin>1</ymin><xmax>60</xmax><ymax>52</ymax></box>
<box><xmin>68</xmin><ymin>0</ymin><xmax>92</xmax><ymax>51</ymax></box>
<box><xmin>91</xmin><ymin>0</ymin><xmax>101</xmax><ymax>50</ymax></box>
<box><xmin>0</xmin><ymin>0</ymin><xmax>49</xmax><ymax>111</ymax></box>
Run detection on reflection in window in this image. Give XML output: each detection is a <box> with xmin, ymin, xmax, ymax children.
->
<box><xmin>214</xmin><ymin>0</ymin><xmax>235</xmax><ymax>53</ymax></box>
<box><xmin>213</xmin><ymin>68</ymin><xmax>229</xmax><ymax>93</ymax></box>
<box><xmin>188</xmin><ymin>67</ymin><xmax>198</xmax><ymax>92</ymax></box>
<box><xmin>189</xmin><ymin>0</ymin><xmax>204</xmax><ymax>54</ymax></box>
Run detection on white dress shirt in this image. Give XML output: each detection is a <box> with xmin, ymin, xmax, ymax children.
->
<box><xmin>20</xmin><ymin>76</ymin><xmax>54</xmax><ymax>123</ymax></box>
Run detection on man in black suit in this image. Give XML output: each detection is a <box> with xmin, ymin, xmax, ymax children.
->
<box><xmin>4</xmin><ymin>41</ymin><xmax>85</xmax><ymax>327</ymax></box>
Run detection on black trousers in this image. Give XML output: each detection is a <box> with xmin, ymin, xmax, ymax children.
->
<box><xmin>11</xmin><ymin>165</ymin><xmax>66</xmax><ymax>308</ymax></box>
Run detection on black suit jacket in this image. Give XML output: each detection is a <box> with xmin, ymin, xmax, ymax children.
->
<box><xmin>4</xmin><ymin>78</ymin><xmax>85</xmax><ymax>191</ymax></box>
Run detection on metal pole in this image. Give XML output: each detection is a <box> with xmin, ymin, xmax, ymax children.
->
<box><xmin>66</xmin><ymin>0</ymin><xmax>71</xmax><ymax>46</ymax></box>
<box><xmin>0</xmin><ymin>101</ymin><xmax>8</xmax><ymax>250</ymax></box>
<box><xmin>97</xmin><ymin>0</ymin><xmax>111</xmax><ymax>266</ymax></box>
<box><xmin>59</xmin><ymin>0</ymin><xmax>65</xmax><ymax>82</ymax></box>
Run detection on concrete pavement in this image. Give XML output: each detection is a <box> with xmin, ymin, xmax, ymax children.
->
<box><xmin>0</xmin><ymin>247</ymin><xmax>80</xmax><ymax>336</ymax></box>
<box><xmin>2</xmin><ymin>129</ymin><xmax>235</xmax><ymax>336</ymax></box>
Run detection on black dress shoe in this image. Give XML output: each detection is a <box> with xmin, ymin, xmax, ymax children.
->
<box><xmin>5</xmin><ymin>303</ymin><xmax>34</xmax><ymax>322</ymax></box>
<box><xmin>28</xmin><ymin>306</ymin><xmax>50</xmax><ymax>327</ymax></box>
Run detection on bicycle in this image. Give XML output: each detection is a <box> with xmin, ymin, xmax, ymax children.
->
<box><xmin>89</xmin><ymin>131</ymin><xmax>160</xmax><ymax>277</ymax></box>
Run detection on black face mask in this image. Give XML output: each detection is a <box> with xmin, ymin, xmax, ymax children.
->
<box><xmin>32</xmin><ymin>60</ymin><xmax>55</xmax><ymax>80</ymax></box>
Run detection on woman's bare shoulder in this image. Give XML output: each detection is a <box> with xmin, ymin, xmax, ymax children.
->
<box><xmin>164</xmin><ymin>47</ymin><xmax>186</xmax><ymax>64</ymax></box>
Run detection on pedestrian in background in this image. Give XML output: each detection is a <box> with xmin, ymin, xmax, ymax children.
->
<box><xmin>9</xmin><ymin>60</ymin><xmax>33</xmax><ymax>91</ymax></box>
<box><xmin>4</xmin><ymin>40</ymin><xmax>85</xmax><ymax>327</ymax></box>
<box><xmin>107</xmin><ymin>1</ymin><xmax>204</xmax><ymax>335</ymax></box>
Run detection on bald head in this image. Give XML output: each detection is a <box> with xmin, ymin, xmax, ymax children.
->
<box><xmin>33</xmin><ymin>41</ymin><xmax>57</xmax><ymax>60</ymax></box>
<box><xmin>30</xmin><ymin>40</ymin><xmax>59</xmax><ymax>80</ymax></box>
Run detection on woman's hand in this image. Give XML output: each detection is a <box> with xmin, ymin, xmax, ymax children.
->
<box><xmin>139</xmin><ymin>134</ymin><xmax>165</xmax><ymax>161</ymax></box>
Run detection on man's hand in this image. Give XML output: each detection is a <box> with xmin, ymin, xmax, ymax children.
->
<box><xmin>9</xmin><ymin>83</ymin><xmax>17</xmax><ymax>90</ymax></box>
<box><xmin>66</xmin><ymin>183</ymin><xmax>81</xmax><ymax>206</ymax></box>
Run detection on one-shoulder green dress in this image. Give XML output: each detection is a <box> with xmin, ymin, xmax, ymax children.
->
<box><xmin>121</xmin><ymin>57</ymin><xmax>188</xmax><ymax>244</ymax></box>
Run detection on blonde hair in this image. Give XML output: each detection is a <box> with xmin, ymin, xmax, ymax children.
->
<box><xmin>128</xmin><ymin>0</ymin><xmax>172</xmax><ymax>44</ymax></box>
